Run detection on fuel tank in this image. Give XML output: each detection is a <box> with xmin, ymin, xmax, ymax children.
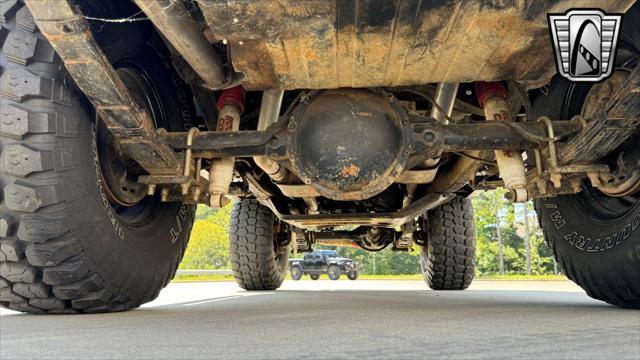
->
<box><xmin>198</xmin><ymin>0</ymin><xmax>634</xmax><ymax>90</ymax></box>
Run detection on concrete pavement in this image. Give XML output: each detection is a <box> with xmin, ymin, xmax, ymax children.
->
<box><xmin>1</xmin><ymin>280</ymin><xmax>639</xmax><ymax>359</ymax></box>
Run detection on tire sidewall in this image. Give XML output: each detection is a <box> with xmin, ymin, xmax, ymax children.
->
<box><xmin>531</xmin><ymin>8</ymin><xmax>640</xmax><ymax>305</ymax></box>
<box><xmin>291</xmin><ymin>266</ymin><xmax>302</xmax><ymax>280</ymax></box>
<box><xmin>537</xmin><ymin>197</ymin><xmax>640</xmax><ymax>261</ymax></box>
<box><xmin>533</xmin><ymin>80</ymin><xmax>640</xmax><ymax>262</ymax></box>
<box><xmin>532</xmin><ymin>48</ymin><xmax>640</xmax><ymax>268</ymax></box>
<box><xmin>327</xmin><ymin>265</ymin><xmax>341</xmax><ymax>280</ymax></box>
<box><xmin>77</xmin><ymin>23</ymin><xmax>195</xmax><ymax>297</ymax></box>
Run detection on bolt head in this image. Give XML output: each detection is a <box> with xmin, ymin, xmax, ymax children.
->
<box><xmin>504</xmin><ymin>190</ymin><xmax>515</xmax><ymax>202</ymax></box>
<box><xmin>423</xmin><ymin>130</ymin><xmax>437</xmax><ymax>144</ymax></box>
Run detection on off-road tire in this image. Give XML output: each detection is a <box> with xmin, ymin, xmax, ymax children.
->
<box><xmin>0</xmin><ymin>1</ymin><xmax>194</xmax><ymax>314</ymax></box>
<box><xmin>530</xmin><ymin>4</ymin><xmax>640</xmax><ymax>308</ymax></box>
<box><xmin>310</xmin><ymin>273</ymin><xmax>320</xmax><ymax>280</ymax></box>
<box><xmin>534</xmin><ymin>198</ymin><xmax>640</xmax><ymax>308</ymax></box>
<box><xmin>229</xmin><ymin>200</ymin><xmax>288</xmax><ymax>290</ymax></box>
<box><xmin>420</xmin><ymin>196</ymin><xmax>476</xmax><ymax>290</ymax></box>
<box><xmin>327</xmin><ymin>265</ymin><xmax>341</xmax><ymax>281</ymax></box>
<box><xmin>290</xmin><ymin>265</ymin><xmax>302</xmax><ymax>281</ymax></box>
<box><xmin>347</xmin><ymin>271</ymin><xmax>358</xmax><ymax>280</ymax></box>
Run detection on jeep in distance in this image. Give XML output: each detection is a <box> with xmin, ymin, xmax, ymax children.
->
<box><xmin>289</xmin><ymin>250</ymin><xmax>358</xmax><ymax>281</ymax></box>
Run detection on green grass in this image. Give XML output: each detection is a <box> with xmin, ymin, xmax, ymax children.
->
<box><xmin>475</xmin><ymin>274</ymin><xmax>566</xmax><ymax>281</ymax></box>
<box><xmin>172</xmin><ymin>273</ymin><xmax>566</xmax><ymax>283</ymax></box>
<box><xmin>173</xmin><ymin>274</ymin><xmax>235</xmax><ymax>282</ymax></box>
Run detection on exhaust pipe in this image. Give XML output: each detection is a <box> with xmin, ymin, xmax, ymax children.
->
<box><xmin>430</xmin><ymin>83</ymin><xmax>459</xmax><ymax>124</ymax></box>
<box><xmin>135</xmin><ymin>0</ymin><xmax>226</xmax><ymax>89</ymax></box>
<box><xmin>254</xmin><ymin>89</ymin><xmax>287</xmax><ymax>181</ymax></box>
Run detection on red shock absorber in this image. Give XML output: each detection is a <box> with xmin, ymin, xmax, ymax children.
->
<box><xmin>475</xmin><ymin>82</ymin><xmax>509</xmax><ymax>110</ymax></box>
<box><xmin>475</xmin><ymin>81</ymin><xmax>528</xmax><ymax>202</ymax></box>
<box><xmin>216</xmin><ymin>85</ymin><xmax>245</xmax><ymax>130</ymax></box>
<box><xmin>209</xmin><ymin>85</ymin><xmax>246</xmax><ymax>207</ymax></box>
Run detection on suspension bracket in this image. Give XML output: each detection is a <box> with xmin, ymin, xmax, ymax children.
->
<box><xmin>25</xmin><ymin>0</ymin><xmax>181</xmax><ymax>175</ymax></box>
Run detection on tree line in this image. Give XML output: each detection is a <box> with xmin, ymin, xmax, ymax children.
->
<box><xmin>179</xmin><ymin>190</ymin><xmax>560</xmax><ymax>275</ymax></box>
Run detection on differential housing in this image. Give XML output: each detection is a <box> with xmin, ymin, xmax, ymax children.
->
<box><xmin>289</xmin><ymin>89</ymin><xmax>412</xmax><ymax>201</ymax></box>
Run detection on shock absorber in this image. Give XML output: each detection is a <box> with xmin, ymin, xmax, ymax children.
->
<box><xmin>476</xmin><ymin>82</ymin><xmax>528</xmax><ymax>202</ymax></box>
<box><xmin>208</xmin><ymin>85</ymin><xmax>245</xmax><ymax>207</ymax></box>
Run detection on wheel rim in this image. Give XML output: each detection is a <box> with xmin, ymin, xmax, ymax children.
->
<box><xmin>561</xmin><ymin>63</ymin><xmax>640</xmax><ymax>222</ymax></box>
<box><xmin>96</xmin><ymin>65</ymin><xmax>167</xmax><ymax>227</ymax></box>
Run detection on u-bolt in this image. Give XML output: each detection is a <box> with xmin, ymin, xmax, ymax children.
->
<box><xmin>538</xmin><ymin>116</ymin><xmax>558</xmax><ymax>168</ymax></box>
<box><xmin>182</xmin><ymin>127</ymin><xmax>199</xmax><ymax>195</ymax></box>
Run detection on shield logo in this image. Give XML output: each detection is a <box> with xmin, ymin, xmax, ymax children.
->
<box><xmin>548</xmin><ymin>9</ymin><xmax>622</xmax><ymax>82</ymax></box>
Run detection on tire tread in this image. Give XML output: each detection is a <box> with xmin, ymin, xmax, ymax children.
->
<box><xmin>421</xmin><ymin>197</ymin><xmax>476</xmax><ymax>290</ymax></box>
<box><xmin>229</xmin><ymin>200</ymin><xmax>286</xmax><ymax>290</ymax></box>
<box><xmin>0</xmin><ymin>2</ymin><xmax>192</xmax><ymax>314</ymax></box>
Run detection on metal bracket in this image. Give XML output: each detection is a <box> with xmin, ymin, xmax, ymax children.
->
<box><xmin>24</xmin><ymin>0</ymin><xmax>180</xmax><ymax>175</ymax></box>
<box><xmin>261</xmin><ymin>193</ymin><xmax>454</xmax><ymax>229</ymax></box>
<box><xmin>527</xmin><ymin>116</ymin><xmax>612</xmax><ymax>198</ymax></box>
<box><xmin>560</xmin><ymin>62</ymin><xmax>640</xmax><ymax>164</ymax></box>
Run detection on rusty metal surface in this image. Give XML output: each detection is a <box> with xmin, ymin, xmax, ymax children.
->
<box><xmin>264</xmin><ymin>193</ymin><xmax>454</xmax><ymax>229</ymax></box>
<box><xmin>277</xmin><ymin>184</ymin><xmax>321</xmax><ymax>198</ymax></box>
<box><xmin>134</xmin><ymin>0</ymin><xmax>227</xmax><ymax>89</ymax></box>
<box><xmin>198</xmin><ymin>0</ymin><xmax>635</xmax><ymax>90</ymax></box>
<box><xmin>159</xmin><ymin>118</ymin><xmax>582</xmax><ymax>159</ymax></box>
<box><xmin>25</xmin><ymin>0</ymin><xmax>180</xmax><ymax>174</ymax></box>
<box><xmin>438</xmin><ymin>121</ymin><xmax>581</xmax><ymax>150</ymax></box>
<box><xmin>560</xmin><ymin>63</ymin><xmax>640</xmax><ymax>164</ymax></box>
<box><xmin>395</xmin><ymin>169</ymin><xmax>438</xmax><ymax>184</ymax></box>
<box><xmin>428</xmin><ymin>150</ymin><xmax>485</xmax><ymax>193</ymax></box>
<box><xmin>288</xmin><ymin>89</ymin><xmax>412</xmax><ymax>201</ymax></box>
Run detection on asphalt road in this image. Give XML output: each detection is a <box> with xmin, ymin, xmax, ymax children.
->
<box><xmin>1</xmin><ymin>280</ymin><xmax>639</xmax><ymax>359</ymax></box>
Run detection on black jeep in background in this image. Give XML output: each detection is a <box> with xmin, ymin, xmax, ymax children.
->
<box><xmin>289</xmin><ymin>250</ymin><xmax>358</xmax><ymax>281</ymax></box>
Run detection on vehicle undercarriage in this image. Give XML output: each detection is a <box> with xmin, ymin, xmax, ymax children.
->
<box><xmin>0</xmin><ymin>0</ymin><xmax>639</xmax><ymax>312</ymax></box>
